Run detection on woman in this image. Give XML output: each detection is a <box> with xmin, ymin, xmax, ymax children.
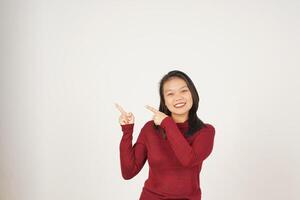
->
<box><xmin>116</xmin><ymin>70</ymin><xmax>215</xmax><ymax>200</ymax></box>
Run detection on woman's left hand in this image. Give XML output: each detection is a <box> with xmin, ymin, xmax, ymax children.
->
<box><xmin>145</xmin><ymin>105</ymin><xmax>168</xmax><ymax>126</ymax></box>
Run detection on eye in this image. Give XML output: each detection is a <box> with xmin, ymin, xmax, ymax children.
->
<box><xmin>167</xmin><ymin>93</ymin><xmax>174</xmax><ymax>96</ymax></box>
<box><xmin>181</xmin><ymin>90</ymin><xmax>188</xmax><ymax>93</ymax></box>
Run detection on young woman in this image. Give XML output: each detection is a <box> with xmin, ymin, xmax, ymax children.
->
<box><xmin>116</xmin><ymin>70</ymin><xmax>215</xmax><ymax>200</ymax></box>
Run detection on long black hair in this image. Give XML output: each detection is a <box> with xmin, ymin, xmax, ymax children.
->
<box><xmin>154</xmin><ymin>70</ymin><xmax>207</xmax><ymax>139</ymax></box>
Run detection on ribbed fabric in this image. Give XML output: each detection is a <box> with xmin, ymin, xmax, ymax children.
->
<box><xmin>119</xmin><ymin>116</ymin><xmax>215</xmax><ymax>200</ymax></box>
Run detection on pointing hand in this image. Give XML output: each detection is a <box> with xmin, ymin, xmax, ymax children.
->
<box><xmin>115</xmin><ymin>103</ymin><xmax>135</xmax><ymax>125</ymax></box>
<box><xmin>145</xmin><ymin>105</ymin><xmax>168</xmax><ymax>126</ymax></box>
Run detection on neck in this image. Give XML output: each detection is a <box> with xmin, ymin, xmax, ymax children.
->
<box><xmin>171</xmin><ymin>113</ymin><xmax>188</xmax><ymax>123</ymax></box>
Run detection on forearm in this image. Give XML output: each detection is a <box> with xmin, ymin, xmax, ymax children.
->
<box><xmin>160</xmin><ymin>117</ymin><xmax>215</xmax><ymax>167</ymax></box>
<box><xmin>119</xmin><ymin>124</ymin><xmax>147</xmax><ymax>179</ymax></box>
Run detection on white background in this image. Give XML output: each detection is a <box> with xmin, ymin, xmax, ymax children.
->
<box><xmin>1</xmin><ymin>0</ymin><xmax>299</xmax><ymax>200</ymax></box>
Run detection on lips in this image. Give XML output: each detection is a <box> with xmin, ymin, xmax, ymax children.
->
<box><xmin>174</xmin><ymin>102</ymin><xmax>186</xmax><ymax>108</ymax></box>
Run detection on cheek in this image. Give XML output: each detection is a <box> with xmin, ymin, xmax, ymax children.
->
<box><xmin>165</xmin><ymin>98</ymin><xmax>172</xmax><ymax>107</ymax></box>
<box><xmin>164</xmin><ymin>97</ymin><xmax>174</xmax><ymax>108</ymax></box>
<box><xmin>187</xmin><ymin>94</ymin><xmax>193</xmax><ymax>105</ymax></box>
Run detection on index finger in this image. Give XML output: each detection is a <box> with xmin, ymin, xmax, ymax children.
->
<box><xmin>115</xmin><ymin>103</ymin><xmax>127</xmax><ymax>114</ymax></box>
<box><xmin>145</xmin><ymin>105</ymin><xmax>158</xmax><ymax>113</ymax></box>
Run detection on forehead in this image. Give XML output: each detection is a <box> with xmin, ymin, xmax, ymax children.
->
<box><xmin>163</xmin><ymin>77</ymin><xmax>188</xmax><ymax>92</ymax></box>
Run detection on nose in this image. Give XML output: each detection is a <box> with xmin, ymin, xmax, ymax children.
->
<box><xmin>174</xmin><ymin>94</ymin><xmax>184</xmax><ymax>101</ymax></box>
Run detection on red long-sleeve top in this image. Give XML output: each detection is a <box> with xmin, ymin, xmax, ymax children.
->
<box><xmin>119</xmin><ymin>116</ymin><xmax>215</xmax><ymax>200</ymax></box>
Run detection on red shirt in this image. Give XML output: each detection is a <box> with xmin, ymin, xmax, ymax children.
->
<box><xmin>119</xmin><ymin>116</ymin><xmax>215</xmax><ymax>200</ymax></box>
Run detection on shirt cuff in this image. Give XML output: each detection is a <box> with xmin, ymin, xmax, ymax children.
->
<box><xmin>160</xmin><ymin>116</ymin><xmax>173</xmax><ymax>129</ymax></box>
<box><xmin>121</xmin><ymin>123</ymin><xmax>134</xmax><ymax>132</ymax></box>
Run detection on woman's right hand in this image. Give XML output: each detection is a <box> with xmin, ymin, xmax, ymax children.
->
<box><xmin>115</xmin><ymin>103</ymin><xmax>135</xmax><ymax>125</ymax></box>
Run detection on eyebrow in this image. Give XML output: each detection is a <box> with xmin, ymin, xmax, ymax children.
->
<box><xmin>164</xmin><ymin>85</ymin><xmax>188</xmax><ymax>93</ymax></box>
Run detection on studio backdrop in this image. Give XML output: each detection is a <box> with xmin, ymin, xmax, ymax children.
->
<box><xmin>1</xmin><ymin>1</ymin><xmax>299</xmax><ymax>200</ymax></box>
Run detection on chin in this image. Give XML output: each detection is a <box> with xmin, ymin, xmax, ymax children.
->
<box><xmin>172</xmin><ymin>107</ymin><xmax>192</xmax><ymax>116</ymax></box>
<box><xmin>171</xmin><ymin>109</ymin><xmax>189</xmax><ymax>116</ymax></box>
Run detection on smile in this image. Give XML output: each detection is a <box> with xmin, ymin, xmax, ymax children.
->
<box><xmin>174</xmin><ymin>102</ymin><xmax>186</xmax><ymax>108</ymax></box>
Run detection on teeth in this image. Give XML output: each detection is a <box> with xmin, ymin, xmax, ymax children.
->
<box><xmin>174</xmin><ymin>103</ymin><xmax>185</xmax><ymax>108</ymax></box>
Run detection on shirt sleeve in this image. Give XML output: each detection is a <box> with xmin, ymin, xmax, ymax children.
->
<box><xmin>119</xmin><ymin>123</ymin><xmax>147</xmax><ymax>180</ymax></box>
<box><xmin>160</xmin><ymin>116</ymin><xmax>215</xmax><ymax>168</ymax></box>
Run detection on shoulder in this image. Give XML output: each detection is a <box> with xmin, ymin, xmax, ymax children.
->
<box><xmin>198</xmin><ymin>123</ymin><xmax>215</xmax><ymax>136</ymax></box>
<box><xmin>142</xmin><ymin>120</ymin><xmax>155</xmax><ymax>130</ymax></box>
<box><xmin>191</xmin><ymin>123</ymin><xmax>215</xmax><ymax>142</ymax></box>
<box><xmin>204</xmin><ymin>123</ymin><xmax>215</xmax><ymax>132</ymax></box>
<box><xmin>136</xmin><ymin>120</ymin><xmax>155</xmax><ymax>141</ymax></box>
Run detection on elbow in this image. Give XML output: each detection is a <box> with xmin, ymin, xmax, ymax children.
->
<box><xmin>179</xmin><ymin>157</ymin><xmax>193</xmax><ymax>168</ymax></box>
<box><xmin>120</xmin><ymin>163</ymin><xmax>138</xmax><ymax>180</ymax></box>
<box><xmin>180</xmin><ymin>159</ymin><xmax>203</xmax><ymax>168</ymax></box>
<box><xmin>179</xmin><ymin>155</ymin><xmax>204</xmax><ymax>168</ymax></box>
<box><xmin>121</xmin><ymin>169</ymin><xmax>135</xmax><ymax>180</ymax></box>
<box><xmin>180</xmin><ymin>163</ymin><xmax>190</xmax><ymax>168</ymax></box>
<box><xmin>122</xmin><ymin>173</ymin><xmax>134</xmax><ymax>180</ymax></box>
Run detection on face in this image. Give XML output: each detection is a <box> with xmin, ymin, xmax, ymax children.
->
<box><xmin>163</xmin><ymin>77</ymin><xmax>193</xmax><ymax>121</ymax></box>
